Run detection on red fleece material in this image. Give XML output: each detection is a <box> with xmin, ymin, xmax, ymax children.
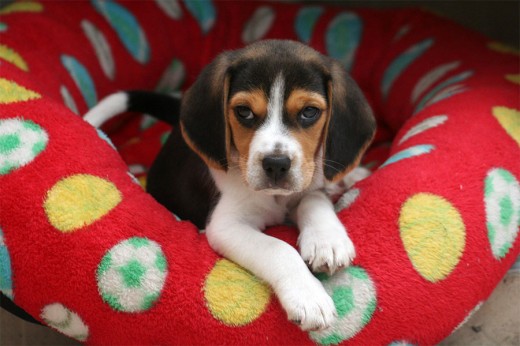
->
<box><xmin>0</xmin><ymin>1</ymin><xmax>518</xmax><ymax>345</ymax></box>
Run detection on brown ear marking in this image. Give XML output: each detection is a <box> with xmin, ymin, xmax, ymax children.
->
<box><xmin>180</xmin><ymin>52</ymin><xmax>234</xmax><ymax>171</ymax></box>
<box><xmin>323</xmin><ymin>61</ymin><xmax>376</xmax><ymax>182</ymax></box>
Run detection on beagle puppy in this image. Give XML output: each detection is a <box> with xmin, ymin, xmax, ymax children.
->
<box><xmin>85</xmin><ymin>40</ymin><xmax>376</xmax><ymax>331</ymax></box>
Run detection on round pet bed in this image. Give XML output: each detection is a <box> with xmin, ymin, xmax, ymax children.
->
<box><xmin>0</xmin><ymin>1</ymin><xmax>519</xmax><ymax>345</ymax></box>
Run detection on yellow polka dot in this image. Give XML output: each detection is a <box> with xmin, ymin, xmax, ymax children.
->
<box><xmin>492</xmin><ymin>106</ymin><xmax>520</xmax><ymax>147</ymax></box>
<box><xmin>0</xmin><ymin>78</ymin><xmax>40</xmax><ymax>104</ymax></box>
<box><xmin>44</xmin><ymin>174</ymin><xmax>122</xmax><ymax>232</ymax></box>
<box><xmin>505</xmin><ymin>74</ymin><xmax>520</xmax><ymax>85</ymax></box>
<box><xmin>399</xmin><ymin>193</ymin><xmax>466</xmax><ymax>282</ymax></box>
<box><xmin>204</xmin><ymin>259</ymin><xmax>271</xmax><ymax>326</ymax></box>
<box><xmin>488</xmin><ymin>42</ymin><xmax>520</xmax><ymax>56</ymax></box>
<box><xmin>0</xmin><ymin>1</ymin><xmax>43</xmax><ymax>15</ymax></box>
<box><xmin>0</xmin><ymin>45</ymin><xmax>28</xmax><ymax>71</ymax></box>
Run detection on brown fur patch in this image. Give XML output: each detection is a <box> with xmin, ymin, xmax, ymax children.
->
<box><xmin>286</xmin><ymin>89</ymin><xmax>327</xmax><ymax>120</ymax></box>
<box><xmin>228</xmin><ymin>90</ymin><xmax>268</xmax><ymax>119</ymax></box>
<box><xmin>227</xmin><ymin>90</ymin><xmax>268</xmax><ymax>172</ymax></box>
<box><xmin>287</xmin><ymin>92</ymin><xmax>328</xmax><ymax>186</ymax></box>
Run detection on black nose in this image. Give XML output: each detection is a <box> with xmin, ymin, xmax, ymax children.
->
<box><xmin>262</xmin><ymin>155</ymin><xmax>291</xmax><ymax>182</ymax></box>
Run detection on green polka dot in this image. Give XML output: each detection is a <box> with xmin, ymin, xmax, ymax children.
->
<box><xmin>487</xmin><ymin>222</ymin><xmax>496</xmax><ymax>244</ymax></box>
<box><xmin>332</xmin><ymin>287</ymin><xmax>354</xmax><ymax>318</ymax></box>
<box><xmin>0</xmin><ymin>134</ymin><xmax>20</xmax><ymax>154</ymax></box>
<box><xmin>97</xmin><ymin>253</ymin><xmax>112</xmax><ymax>276</ymax></box>
<box><xmin>40</xmin><ymin>303</ymin><xmax>89</xmax><ymax>342</ymax></box>
<box><xmin>362</xmin><ymin>298</ymin><xmax>377</xmax><ymax>325</ymax></box>
<box><xmin>102</xmin><ymin>293</ymin><xmax>124</xmax><ymax>311</ymax></box>
<box><xmin>320</xmin><ymin>333</ymin><xmax>344</xmax><ymax>346</ymax></box>
<box><xmin>499</xmin><ymin>195</ymin><xmax>514</xmax><ymax>226</ymax></box>
<box><xmin>0</xmin><ymin>118</ymin><xmax>48</xmax><ymax>175</ymax></box>
<box><xmin>310</xmin><ymin>266</ymin><xmax>377</xmax><ymax>344</ymax></box>
<box><xmin>315</xmin><ymin>272</ymin><xmax>329</xmax><ymax>282</ymax></box>
<box><xmin>119</xmin><ymin>259</ymin><xmax>146</xmax><ymax>288</ymax></box>
<box><xmin>348</xmin><ymin>266</ymin><xmax>369</xmax><ymax>280</ymax></box>
<box><xmin>142</xmin><ymin>293</ymin><xmax>159</xmax><ymax>310</ymax></box>
<box><xmin>32</xmin><ymin>139</ymin><xmax>46</xmax><ymax>155</ymax></box>
<box><xmin>128</xmin><ymin>237</ymin><xmax>149</xmax><ymax>248</ymax></box>
<box><xmin>155</xmin><ymin>253</ymin><xmax>167</xmax><ymax>273</ymax></box>
<box><xmin>97</xmin><ymin>237</ymin><xmax>168</xmax><ymax>312</ymax></box>
<box><xmin>484</xmin><ymin>168</ymin><xmax>520</xmax><ymax>259</ymax></box>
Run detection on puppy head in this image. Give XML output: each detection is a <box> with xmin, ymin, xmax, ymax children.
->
<box><xmin>181</xmin><ymin>40</ymin><xmax>375</xmax><ymax>195</ymax></box>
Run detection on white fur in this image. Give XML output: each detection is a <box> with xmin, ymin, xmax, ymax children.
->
<box><xmin>83</xmin><ymin>92</ymin><xmax>128</xmax><ymax>127</ymax></box>
<box><xmin>208</xmin><ymin>167</ymin><xmax>336</xmax><ymax>330</ymax></box>
<box><xmin>246</xmin><ymin>74</ymin><xmax>305</xmax><ymax>194</ymax></box>
<box><xmin>207</xmin><ymin>164</ymin><xmax>367</xmax><ymax>330</ymax></box>
<box><xmin>205</xmin><ymin>74</ymin><xmax>370</xmax><ymax>331</ymax></box>
<box><xmin>296</xmin><ymin>190</ymin><xmax>356</xmax><ymax>274</ymax></box>
<box><xmin>83</xmin><ymin>79</ymin><xmax>369</xmax><ymax>331</ymax></box>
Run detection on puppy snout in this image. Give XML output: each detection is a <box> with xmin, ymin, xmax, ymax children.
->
<box><xmin>262</xmin><ymin>155</ymin><xmax>291</xmax><ymax>182</ymax></box>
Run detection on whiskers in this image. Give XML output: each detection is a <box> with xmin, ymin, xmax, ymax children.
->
<box><xmin>322</xmin><ymin>158</ymin><xmax>345</xmax><ymax>175</ymax></box>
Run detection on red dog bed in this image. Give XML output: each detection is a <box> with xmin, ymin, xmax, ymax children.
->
<box><xmin>0</xmin><ymin>1</ymin><xmax>519</xmax><ymax>345</ymax></box>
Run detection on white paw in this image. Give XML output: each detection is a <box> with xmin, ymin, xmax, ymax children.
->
<box><xmin>299</xmin><ymin>223</ymin><xmax>356</xmax><ymax>275</ymax></box>
<box><xmin>277</xmin><ymin>274</ymin><xmax>337</xmax><ymax>331</ymax></box>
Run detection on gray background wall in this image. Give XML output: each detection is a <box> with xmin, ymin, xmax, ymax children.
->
<box><xmin>333</xmin><ymin>0</ymin><xmax>519</xmax><ymax>47</ymax></box>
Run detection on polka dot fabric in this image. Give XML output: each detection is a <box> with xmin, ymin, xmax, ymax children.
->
<box><xmin>0</xmin><ymin>1</ymin><xmax>518</xmax><ymax>345</ymax></box>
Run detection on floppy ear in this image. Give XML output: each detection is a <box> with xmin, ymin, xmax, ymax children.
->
<box><xmin>323</xmin><ymin>61</ymin><xmax>376</xmax><ymax>182</ymax></box>
<box><xmin>180</xmin><ymin>52</ymin><xmax>234</xmax><ymax>170</ymax></box>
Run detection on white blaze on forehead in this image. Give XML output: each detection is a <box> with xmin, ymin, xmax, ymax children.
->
<box><xmin>245</xmin><ymin>73</ymin><xmax>306</xmax><ymax>192</ymax></box>
<box><xmin>266</xmin><ymin>73</ymin><xmax>285</xmax><ymax>133</ymax></box>
<box><xmin>251</xmin><ymin>73</ymin><xmax>299</xmax><ymax>157</ymax></box>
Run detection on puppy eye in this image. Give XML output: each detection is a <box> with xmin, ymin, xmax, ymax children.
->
<box><xmin>300</xmin><ymin>106</ymin><xmax>321</xmax><ymax>119</ymax></box>
<box><xmin>298</xmin><ymin>106</ymin><xmax>321</xmax><ymax>126</ymax></box>
<box><xmin>235</xmin><ymin>106</ymin><xmax>254</xmax><ymax>120</ymax></box>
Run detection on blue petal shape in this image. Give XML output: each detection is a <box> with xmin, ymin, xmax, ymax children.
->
<box><xmin>0</xmin><ymin>23</ymin><xmax>7</xmax><ymax>32</ymax></box>
<box><xmin>380</xmin><ymin>144</ymin><xmax>435</xmax><ymax>168</ymax></box>
<box><xmin>414</xmin><ymin>71</ymin><xmax>473</xmax><ymax>114</ymax></box>
<box><xmin>183</xmin><ymin>0</ymin><xmax>216</xmax><ymax>34</ymax></box>
<box><xmin>92</xmin><ymin>0</ymin><xmax>150</xmax><ymax>64</ymax></box>
<box><xmin>326</xmin><ymin>11</ymin><xmax>362</xmax><ymax>72</ymax></box>
<box><xmin>0</xmin><ymin>228</ymin><xmax>14</xmax><ymax>299</ymax></box>
<box><xmin>61</xmin><ymin>55</ymin><xmax>97</xmax><ymax>108</ymax></box>
<box><xmin>381</xmin><ymin>38</ymin><xmax>434</xmax><ymax>99</ymax></box>
<box><xmin>295</xmin><ymin>6</ymin><xmax>323</xmax><ymax>43</ymax></box>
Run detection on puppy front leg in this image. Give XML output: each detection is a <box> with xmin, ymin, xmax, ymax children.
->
<box><xmin>295</xmin><ymin>190</ymin><xmax>356</xmax><ymax>274</ymax></box>
<box><xmin>206</xmin><ymin>218</ymin><xmax>336</xmax><ymax>331</ymax></box>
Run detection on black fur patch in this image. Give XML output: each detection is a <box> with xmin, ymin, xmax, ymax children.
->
<box><xmin>127</xmin><ymin>90</ymin><xmax>181</xmax><ymax>125</ymax></box>
<box><xmin>323</xmin><ymin>70</ymin><xmax>376</xmax><ymax>181</ymax></box>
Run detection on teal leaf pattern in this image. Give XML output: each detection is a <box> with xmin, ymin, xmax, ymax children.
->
<box><xmin>326</xmin><ymin>12</ymin><xmax>362</xmax><ymax>72</ymax></box>
<box><xmin>183</xmin><ymin>0</ymin><xmax>216</xmax><ymax>34</ymax></box>
<box><xmin>295</xmin><ymin>6</ymin><xmax>324</xmax><ymax>43</ymax></box>
<box><xmin>92</xmin><ymin>0</ymin><xmax>150</xmax><ymax>64</ymax></box>
<box><xmin>381</xmin><ymin>38</ymin><xmax>434</xmax><ymax>99</ymax></box>
<box><xmin>61</xmin><ymin>55</ymin><xmax>97</xmax><ymax>108</ymax></box>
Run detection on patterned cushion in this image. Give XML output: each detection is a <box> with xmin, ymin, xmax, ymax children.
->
<box><xmin>0</xmin><ymin>1</ymin><xmax>518</xmax><ymax>345</ymax></box>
